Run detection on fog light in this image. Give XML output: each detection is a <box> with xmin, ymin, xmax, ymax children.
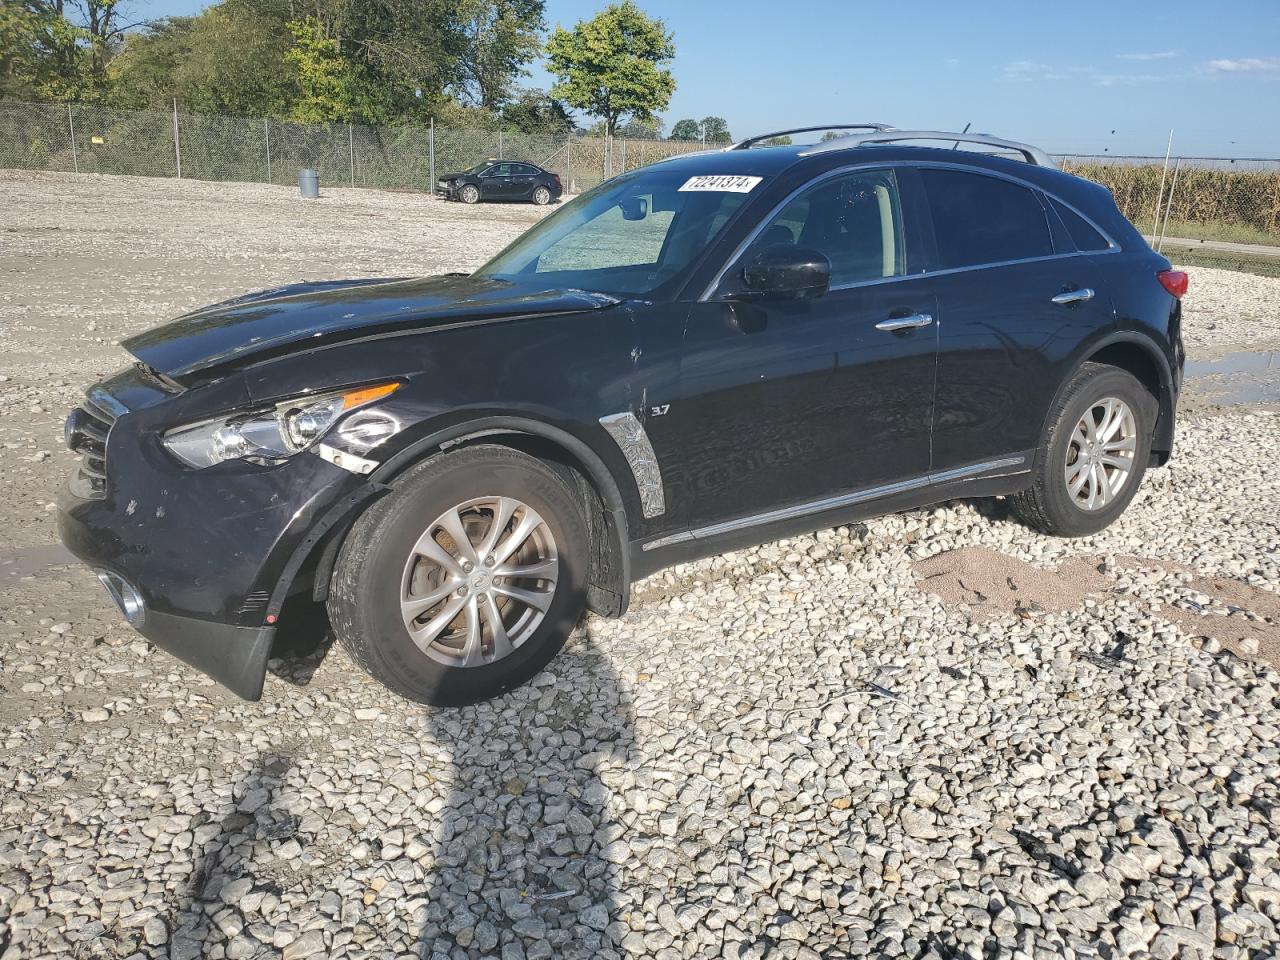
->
<box><xmin>95</xmin><ymin>569</ymin><xmax>146</xmax><ymax>627</ymax></box>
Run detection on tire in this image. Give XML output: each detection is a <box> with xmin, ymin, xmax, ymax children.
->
<box><xmin>328</xmin><ymin>445</ymin><xmax>588</xmax><ymax>705</ymax></box>
<box><xmin>531</xmin><ymin>186</ymin><xmax>552</xmax><ymax>206</ymax></box>
<box><xmin>459</xmin><ymin>184</ymin><xmax>480</xmax><ymax>205</ymax></box>
<box><xmin>1010</xmin><ymin>362</ymin><xmax>1155</xmax><ymax>537</ymax></box>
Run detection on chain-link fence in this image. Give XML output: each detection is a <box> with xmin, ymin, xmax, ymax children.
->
<box><xmin>0</xmin><ymin>100</ymin><xmax>710</xmax><ymax>195</ymax></box>
<box><xmin>4</xmin><ymin>101</ymin><xmax>1279</xmax><ymax>252</ymax></box>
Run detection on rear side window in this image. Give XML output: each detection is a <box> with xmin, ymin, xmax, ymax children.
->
<box><xmin>921</xmin><ymin>169</ymin><xmax>1052</xmax><ymax>269</ymax></box>
<box><xmin>1048</xmin><ymin>196</ymin><xmax>1112</xmax><ymax>252</ymax></box>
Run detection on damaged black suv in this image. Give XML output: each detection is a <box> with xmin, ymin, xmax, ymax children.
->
<box><xmin>59</xmin><ymin>125</ymin><xmax>1186</xmax><ymax>705</ymax></box>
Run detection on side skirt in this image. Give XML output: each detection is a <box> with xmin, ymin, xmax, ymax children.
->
<box><xmin>630</xmin><ymin>456</ymin><xmax>1032</xmax><ymax>579</ymax></box>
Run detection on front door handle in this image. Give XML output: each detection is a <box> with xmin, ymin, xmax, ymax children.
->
<box><xmin>875</xmin><ymin>312</ymin><xmax>934</xmax><ymax>332</ymax></box>
<box><xmin>1051</xmin><ymin>288</ymin><xmax>1095</xmax><ymax>306</ymax></box>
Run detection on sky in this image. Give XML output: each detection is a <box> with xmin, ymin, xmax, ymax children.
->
<box><xmin>139</xmin><ymin>0</ymin><xmax>1280</xmax><ymax>157</ymax></box>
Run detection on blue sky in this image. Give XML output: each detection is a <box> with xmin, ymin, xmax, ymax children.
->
<box><xmin>140</xmin><ymin>0</ymin><xmax>1280</xmax><ymax>156</ymax></box>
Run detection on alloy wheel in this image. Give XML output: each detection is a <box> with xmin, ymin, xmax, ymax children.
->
<box><xmin>1063</xmin><ymin>396</ymin><xmax>1137</xmax><ymax>511</ymax></box>
<box><xmin>533</xmin><ymin>186</ymin><xmax>551</xmax><ymax>205</ymax></box>
<box><xmin>401</xmin><ymin>496</ymin><xmax>559</xmax><ymax>667</ymax></box>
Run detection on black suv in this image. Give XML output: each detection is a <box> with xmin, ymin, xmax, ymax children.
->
<box><xmin>436</xmin><ymin>159</ymin><xmax>563</xmax><ymax>205</ymax></box>
<box><xmin>59</xmin><ymin>125</ymin><xmax>1186</xmax><ymax>705</ymax></box>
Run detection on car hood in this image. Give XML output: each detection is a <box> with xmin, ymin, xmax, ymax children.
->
<box><xmin>121</xmin><ymin>275</ymin><xmax>619</xmax><ymax>383</ymax></box>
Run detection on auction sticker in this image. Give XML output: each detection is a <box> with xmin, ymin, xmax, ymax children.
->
<box><xmin>678</xmin><ymin>175</ymin><xmax>763</xmax><ymax>193</ymax></box>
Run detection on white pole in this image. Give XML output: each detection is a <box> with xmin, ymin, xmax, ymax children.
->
<box><xmin>1157</xmin><ymin>159</ymin><xmax>1182</xmax><ymax>253</ymax></box>
<box><xmin>565</xmin><ymin>131</ymin><xmax>573</xmax><ymax>192</ymax></box>
<box><xmin>429</xmin><ymin>118</ymin><xmax>435</xmax><ymax>187</ymax></box>
<box><xmin>264</xmin><ymin>118</ymin><xmax>271</xmax><ymax>183</ymax></box>
<box><xmin>348</xmin><ymin>123</ymin><xmax>356</xmax><ymax>186</ymax></box>
<box><xmin>498</xmin><ymin>130</ymin><xmax>504</xmax><ymax>159</ymax></box>
<box><xmin>172</xmin><ymin>98</ymin><xmax>182</xmax><ymax>178</ymax></box>
<box><xmin>1150</xmin><ymin>128</ymin><xmax>1173</xmax><ymax>238</ymax></box>
<box><xmin>67</xmin><ymin>103</ymin><xmax>78</xmax><ymax>174</ymax></box>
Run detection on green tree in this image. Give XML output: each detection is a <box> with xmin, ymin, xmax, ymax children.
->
<box><xmin>545</xmin><ymin>0</ymin><xmax>675</xmax><ymax>138</ymax></box>
<box><xmin>453</xmin><ymin>0</ymin><xmax>544</xmax><ymax>110</ymax></box>
<box><xmin>284</xmin><ymin>17</ymin><xmax>357</xmax><ymax>122</ymax></box>
<box><xmin>700</xmin><ymin>115</ymin><xmax>730</xmax><ymax>143</ymax></box>
<box><xmin>668</xmin><ymin>117</ymin><xmax>700</xmax><ymax>141</ymax></box>
<box><xmin>500</xmin><ymin>87</ymin><xmax>573</xmax><ymax>133</ymax></box>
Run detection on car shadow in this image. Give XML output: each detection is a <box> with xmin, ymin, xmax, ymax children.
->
<box><xmin>412</xmin><ymin>620</ymin><xmax>633</xmax><ymax>958</ymax></box>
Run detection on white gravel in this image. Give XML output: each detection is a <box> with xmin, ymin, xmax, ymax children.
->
<box><xmin>2</xmin><ymin>172</ymin><xmax>1280</xmax><ymax>960</ymax></box>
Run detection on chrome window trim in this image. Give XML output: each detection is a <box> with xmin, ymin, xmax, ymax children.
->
<box><xmin>641</xmin><ymin>455</ymin><xmax>1027</xmax><ymax>551</ymax></box>
<box><xmin>699</xmin><ymin>160</ymin><xmax>1121</xmax><ymax>302</ymax></box>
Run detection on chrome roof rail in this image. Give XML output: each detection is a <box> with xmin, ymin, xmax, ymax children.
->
<box><xmin>800</xmin><ymin>130</ymin><xmax>1056</xmax><ymax>167</ymax></box>
<box><xmin>729</xmin><ymin>123</ymin><xmax>896</xmax><ymax>151</ymax></box>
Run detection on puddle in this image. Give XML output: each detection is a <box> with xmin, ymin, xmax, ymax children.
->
<box><xmin>1184</xmin><ymin>349</ymin><xmax>1280</xmax><ymax>407</ymax></box>
<box><xmin>1185</xmin><ymin>350</ymin><xmax>1278</xmax><ymax>377</ymax></box>
<box><xmin>0</xmin><ymin>543</ymin><xmax>76</xmax><ymax>579</ymax></box>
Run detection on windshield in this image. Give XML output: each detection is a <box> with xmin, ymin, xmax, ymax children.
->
<box><xmin>473</xmin><ymin>166</ymin><xmax>760</xmax><ymax>297</ymax></box>
<box><xmin>463</xmin><ymin>161</ymin><xmax>494</xmax><ymax>175</ymax></box>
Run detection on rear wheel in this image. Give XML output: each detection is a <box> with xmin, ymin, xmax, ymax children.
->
<box><xmin>459</xmin><ymin>184</ymin><xmax>480</xmax><ymax>204</ymax></box>
<box><xmin>532</xmin><ymin>185</ymin><xmax>552</xmax><ymax>206</ymax></box>
<box><xmin>1010</xmin><ymin>363</ymin><xmax>1154</xmax><ymax>537</ymax></box>
<box><xmin>329</xmin><ymin>445</ymin><xmax>587</xmax><ymax>705</ymax></box>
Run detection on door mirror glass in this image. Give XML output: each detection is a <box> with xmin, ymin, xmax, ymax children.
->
<box><xmin>619</xmin><ymin>196</ymin><xmax>649</xmax><ymax>221</ymax></box>
<box><xmin>742</xmin><ymin>244</ymin><xmax>831</xmax><ymax>299</ymax></box>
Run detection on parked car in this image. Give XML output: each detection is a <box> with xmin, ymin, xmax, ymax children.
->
<box><xmin>436</xmin><ymin>159</ymin><xmax>563</xmax><ymax>205</ymax></box>
<box><xmin>59</xmin><ymin>124</ymin><xmax>1186</xmax><ymax>706</ymax></box>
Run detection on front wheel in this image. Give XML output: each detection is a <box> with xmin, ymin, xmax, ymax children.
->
<box><xmin>459</xmin><ymin>184</ymin><xmax>480</xmax><ymax>204</ymax></box>
<box><xmin>1010</xmin><ymin>363</ymin><xmax>1155</xmax><ymax>537</ymax></box>
<box><xmin>328</xmin><ymin>445</ymin><xmax>588</xmax><ymax>705</ymax></box>
<box><xmin>531</xmin><ymin>185</ymin><xmax>552</xmax><ymax>206</ymax></box>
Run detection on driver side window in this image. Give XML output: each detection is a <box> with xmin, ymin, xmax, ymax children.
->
<box><xmin>743</xmin><ymin>169</ymin><xmax>906</xmax><ymax>287</ymax></box>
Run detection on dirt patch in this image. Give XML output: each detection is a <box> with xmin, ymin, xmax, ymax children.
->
<box><xmin>913</xmin><ymin>546</ymin><xmax>1280</xmax><ymax>669</ymax></box>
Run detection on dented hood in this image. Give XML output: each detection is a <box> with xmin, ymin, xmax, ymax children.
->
<box><xmin>121</xmin><ymin>275</ymin><xmax>619</xmax><ymax>383</ymax></box>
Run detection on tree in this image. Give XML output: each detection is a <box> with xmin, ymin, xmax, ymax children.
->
<box><xmin>453</xmin><ymin>0</ymin><xmax>544</xmax><ymax>110</ymax></box>
<box><xmin>669</xmin><ymin>117</ymin><xmax>700</xmax><ymax>141</ymax></box>
<box><xmin>500</xmin><ymin>87</ymin><xmax>573</xmax><ymax>133</ymax></box>
<box><xmin>545</xmin><ymin>0</ymin><xmax>675</xmax><ymax>137</ymax></box>
<box><xmin>700</xmin><ymin>115</ymin><xmax>730</xmax><ymax>143</ymax></box>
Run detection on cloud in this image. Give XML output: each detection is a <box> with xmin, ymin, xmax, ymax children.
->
<box><xmin>1000</xmin><ymin>60</ymin><xmax>1162</xmax><ymax>86</ymax></box>
<box><xmin>1117</xmin><ymin>50</ymin><xmax>1179</xmax><ymax>61</ymax></box>
<box><xmin>1203</xmin><ymin>57</ymin><xmax>1280</xmax><ymax>73</ymax></box>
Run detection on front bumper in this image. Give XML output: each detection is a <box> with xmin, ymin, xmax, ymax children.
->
<box><xmin>57</xmin><ymin>416</ymin><xmax>366</xmax><ymax>700</ymax></box>
<box><xmin>435</xmin><ymin>179</ymin><xmax>456</xmax><ymax>199</ymax></box>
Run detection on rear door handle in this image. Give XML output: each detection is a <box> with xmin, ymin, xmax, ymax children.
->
<box><xmin>1051</xmin><ymin>288</ymin><xmax>1095</xmax><ymax>306</ymax></box>
<box><xmin>875</xmin><ymin>312</ymin><xmax>933</xmax><ymax>332</ymax></box>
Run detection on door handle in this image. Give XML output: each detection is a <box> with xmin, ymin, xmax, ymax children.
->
<box><xmin>1051</xmin><ymin>288</ymin><xmax>1095</xmax><ymax>306</ymax></box>
<box><xmin>875</xmin><ymin>313</ymin><xmax>933</xmax><ymax>332</ymax></box>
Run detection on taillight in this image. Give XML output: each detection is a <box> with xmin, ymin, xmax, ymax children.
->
<box><xmin>1157</xmin><ymin>269</ymin><xmax>1188</xmax><ymax>299</ymax></box>
<box><xmin>553</xmin><ymin>174</ymin><xmax>561</xmax><ymax>185</ymax></box>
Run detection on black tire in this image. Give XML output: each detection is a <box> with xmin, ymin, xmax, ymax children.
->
<box><xmin>531</xmin><ymin>185</ymin><xmax>552</xmax><ymax>206</ymax></box>
<box><xmin>1010</xmin><ymin>362</ymin><xmax>1155</xmax><ymax>537</ymax></box>
<box><xmin>459</xmin><ymin>184</ymin><xmax>480</xmax><ymax>205</ymax></box>
<box><xmin>328</xmin><ymin>445</ymin><xmax>588</xmax><ymax>706</ymax></box>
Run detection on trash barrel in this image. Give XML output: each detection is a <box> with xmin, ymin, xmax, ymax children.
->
<box><xmin>298</xmin><ymin>169</ymin><xmax>320</xmax><ymax>199</ymax></box>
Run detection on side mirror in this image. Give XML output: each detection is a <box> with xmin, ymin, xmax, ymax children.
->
<box><xmin>742</xmin><ymin>244</ymin><xmax>831</xmax><ymax>300</ymax></box>
<box><xmin>619</xmin><ymin>196</ymin><xmax>648</xmax><ymax>221</ymax></box>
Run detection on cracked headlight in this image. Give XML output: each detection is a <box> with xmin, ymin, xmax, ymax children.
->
<box><xmin>162</xmin><ymin>382</ymin><xmax>400</xmax><ymax>469</ymax></box>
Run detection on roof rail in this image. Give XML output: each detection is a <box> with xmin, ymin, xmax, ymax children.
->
<box><xmin>729</xmin><ymin>123</ymin><xmax>896</xmax><ymax>151</ymax></box>
<box><xmin>800</xmin><ymin>130</ymin><xmax>1056</xmax><ymax>167</ymax></box>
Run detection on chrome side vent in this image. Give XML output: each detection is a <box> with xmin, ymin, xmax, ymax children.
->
<box><xmin>66</xmin><ymin>387</ymin><xmax>125</xmax><ymax>500</ymax></box>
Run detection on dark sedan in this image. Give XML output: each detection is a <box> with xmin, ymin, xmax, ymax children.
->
<box><xmin>436</xmin><ymin>159</ymin><xmax>563</xmax><ymax>205</ymax></box>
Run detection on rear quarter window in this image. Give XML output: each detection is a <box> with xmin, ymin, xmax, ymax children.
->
<box><xmin>1048</xmin><ymin>196</ymin><xmax>1113</xmax><ymax>252</ymax></box>
<box><xmin>921</xmin><ymin>168</ymin><xmax>1053</xmax><ymax>269</ymax></box>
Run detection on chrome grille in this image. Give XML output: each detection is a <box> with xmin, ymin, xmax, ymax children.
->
<box><xmin>66</xmin><ymin>387</ymin><xmax>125</xmax><ymax>499</ymax></box>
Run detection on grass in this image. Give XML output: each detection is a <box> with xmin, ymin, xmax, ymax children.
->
<box><xmin>1155</xmin><ymin>219</ymin><xmax>1280</xmax><ymax>247</ymax></box>
<box><xmin>1163</xmin><ymin>243</ymin><xmax>1280</xmax><ymax>279</ymax></box>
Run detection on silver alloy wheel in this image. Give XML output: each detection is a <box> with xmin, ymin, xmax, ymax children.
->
<box><xmin>401</xmin><ymin>496</ymin><xmax>558</xmax><ymax>667</ymax></box>
<box><xmin>1064</xmin><ymin>396</ymin><xmax>1137</xmax><ymax>511</ymax></box>
<box><xmin>532</xmin><ymin>186</ymin><xmax>551</xmax><ymax>205</ymax></box>
<box><xmin>460</xmin><ymin>184</ymin><xmax>480</xmax><ymax>204</ymax></box>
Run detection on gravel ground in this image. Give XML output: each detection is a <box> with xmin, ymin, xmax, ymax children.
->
<box><xmin>2</xmin><ymin>172</ymin><xmax>1280</xmax><ymax>960</ymax></box>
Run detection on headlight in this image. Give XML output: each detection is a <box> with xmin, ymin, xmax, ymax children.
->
<box><xmin>162</xmin><ymin>382</ymin><xmax>400</xmax><ymax>469</ymax></box>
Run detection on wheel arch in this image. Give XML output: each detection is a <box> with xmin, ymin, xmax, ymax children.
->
<box><xmin>282</xmin><ymin>417</ymin><xmax>634</xmax><ymax>621</ymax></box>
<box><xmin>1044</xmin><ymin>332</ymin><xmax>1176</xmax><ymax>468</ymax></box>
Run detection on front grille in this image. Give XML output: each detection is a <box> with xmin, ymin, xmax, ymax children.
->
<box><xmin>66</xmin><ymin>387</ymin><xmax>125</xmax><ymax>499</ymax></box>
